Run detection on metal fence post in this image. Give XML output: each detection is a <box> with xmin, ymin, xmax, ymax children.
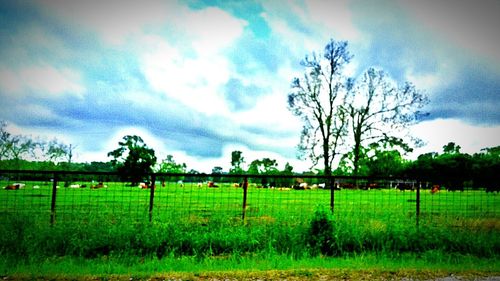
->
<box><xmin>330</xmin><ymin>176</ymin><xmax>335</xmax><ymax>214</ymax></box>
<box><xmin>242</xmin><ymin>176</ymin><xmax>248</xmax><ymax>221</ymax></box>
<box><xmin>416</xmin><ymin>181</ymin><xmax>421</xmax><ymax>227</ymax></box>
<box><xmin>149</xmin><ymin>174</ymin><xmax>156</xmax><ymax>222</ymax></box>
<box><xmin>50</xmin><ymin>172</ymin><xmax>58</xmax><ymax>225</ymax></box>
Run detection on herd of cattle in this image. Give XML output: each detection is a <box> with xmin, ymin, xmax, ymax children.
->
<box><xmin>3</xmin><ymin>178</ymin><xmax>499</xmax><ymax>193</ymax></box>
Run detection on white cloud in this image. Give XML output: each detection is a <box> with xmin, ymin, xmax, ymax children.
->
<box><xmin>181</xmin><ymin>143</ymin><xmax>310</xmax><ymax>174</ymax></box>
<box><xmin>177</xmin><ymin>7</ymin><xmax>248</xmax><ymax>55</ymax></box>
<box><xmin>304</xmin><ymin>0</ymin><xmax>360</xmax><ymax>41</ymax></box>
<box><xmin>410</xmin><ymin>119</ymin><xmax>500</xmax><ymax>157</ymax></box>
<box><xmin>0</xmin><ymin>64</ymin><xmax>85</xmax><ymax>99</ymax></box>
<box><xmin>139</xmin><ymin>36</ymin><xmax>231</xmax><ymax>116</ymax></box>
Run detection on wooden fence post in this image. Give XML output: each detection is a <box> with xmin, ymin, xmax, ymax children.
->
<box><xmin>50</xmin><ymin>172</ymin><xmax>58</xmax><ymax>225</ymax></box>
<box><xmin>149</xmin><ymin>174</ymin><xmax>156</xmax><ymax>222</ymax></box>
<box><xmin>241</xmin><ymin>176</ymin><xmax>248</xmax><ymax>221</ymax></box>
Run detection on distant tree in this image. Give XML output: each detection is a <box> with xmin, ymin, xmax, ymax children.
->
<box><xmin>345</xmin><ymin>67</ymin><xmax>428</xmax><ymax>176</ymax></box>
<box><xmin>159</xmin><ymin>155</ymin><xmax>187</xmax><ymax>173</ymax></box>
<box><xmin>212</xmin><ymin>166</ymin><xmax>223</xmax><ymax>174</ymax></box>
<box><xmin>443</xmin><ymin>142</ymin><xmax>461</xmax><ymax>154</ymax></box>
<box><xmin>108</xmin><ymin>135</ymin><xmax>157</xmax><ymax>185</ymax></box>
<box><xmin>211</xmin><ymin>166</ymin><xmax>223</xmax><ymax>182</ymax></box>
<box><xmin>184</xmin><ymin>169</ymin><xmax>201</xmax><ymax>183</ymax></box>
<box><xmin>85</xmin><ymin>161</ymin><xmax>115</xmax><ymax>172</ymax></box>
<box><xmin>282</xmin><ymin>162</ymin><xmax>294</xmax><ymax>175</ymax></box>
<box><xmin>277</xmin><ymin>162</ymin><xmax>295</xmax><ymax>188</ymax></box>
<box><xmin>158</xmin><ymin>154</ymin><xmax>187</xmax><ymax>182</ymax></box>
<box><xmin>45</xmin><ymin>139</ymin><xmax>76</xmax><ymax>166</ymax></box>
<box><xmin>365</xmin><ymin>141</ymin><xmax>407</xmax><ymax>177</ymax></box>
<box><xmin>0</xmin><ymin>121</ymin><xmax>11</xmax><ymax>161</ymax></box>
<box><xmin>247</xmin><ymin>158</ymin><xmax>279</xmax><ymax>175</ymax></box>
<box><xmin>471</xmin><ymin>146</ymin><xmax>500</xmax><ymax>189</ymax></box>
<box><xmin>288</xmin><ymin>39</ymin><xmax>351</xmax><ymax>176</ymax></box>
<box><xmin>9</xmin><ymin>135</ymin><xmax>37</xmax><ymax>169</ymax></box>
<box><xmin>229</xmin><ymin>150</ymin><xmax>245</xmax><ymax>174</ymax></box>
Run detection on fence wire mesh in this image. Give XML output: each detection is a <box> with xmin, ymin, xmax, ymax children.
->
<box><xmin>0</xmin><ymin>170</ymin><xmax>498</xmax><ymax>230</ymax></box>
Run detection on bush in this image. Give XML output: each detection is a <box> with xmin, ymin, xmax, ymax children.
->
<box><xmin>308</xmin><ymin>207</ymin><xmax>335</xmax><ymax>256</ymax></box>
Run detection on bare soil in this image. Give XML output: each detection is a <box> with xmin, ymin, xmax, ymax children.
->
<box><xmin>3</xmin><ymin>269</ymin><xmax>500</xmax><ymax>281</ymax></box>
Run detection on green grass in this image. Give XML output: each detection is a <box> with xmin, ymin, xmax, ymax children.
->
<box><xmin>0</xmin><ymin>179</ymin><xmax>499</xmax><ymax>277</ymax></box>
<box><xmin>2</xmin><ymin>253</ymin><xmax>499</xmax><ymax>278</ymax></box>
<box><xmin>1</xmin><ymin>180</ymin><xmax>498</xmax><ymax>224</ymax></box>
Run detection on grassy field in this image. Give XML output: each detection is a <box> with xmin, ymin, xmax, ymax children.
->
<box><xmin>1</xmin><ymin>179</ymin><xmax>498</xmax><ymax>225</ymax></box>
<box><xmin>1</xmin><ymin>178</ymin><xmax>499</xmax><ymax>278</ymax></box>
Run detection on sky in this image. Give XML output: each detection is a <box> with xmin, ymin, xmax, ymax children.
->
<box><xmin>0</xmin><ymin>0</ymin><xmax>499</xmax><ymax>173</ymax></box>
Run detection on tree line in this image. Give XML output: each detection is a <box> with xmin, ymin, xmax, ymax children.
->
<box><xmin>1</xmin><ymin>120</ymin><xmax>498</xmax><ymax>188</ymax></box>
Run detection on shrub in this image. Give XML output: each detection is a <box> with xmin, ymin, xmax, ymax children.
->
<box><xmin>308</xmin><ymin>207</ymin><xmax>335</xmax><ymax>256</ymax></box>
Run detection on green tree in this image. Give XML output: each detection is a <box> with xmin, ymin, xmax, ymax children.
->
<box><xmin>443</xmin><ymin>142</ymin><xmax>461</xmax><ymax>154</ymax></box>
<box><xmin>229</xmin><ymin>150</ymin><xmax>245</xmax><ymax>174</ymax></box>
<box><xmin>288</xmin><ymin>39</ymin><xmax>351</xmax><ymax>177</ymax></box>
<box><xmin>365</xmin><ymin>141</ymin><xmax>407</xmax><ymax>177</ymax></box>
<box><xmin>211</xmin><ymin>166</ymin><xmax>223</xmax><ymax>182</ymax></box>
<box><xmin>8</xmin><ymin>135</ymin><xmax>37</xmax><ymax>169</ymax></box>
<box><xmin>158</xmin><ymin>154</ymin><xmax>187</xmax><ymax>182</ymax></box>
<box><xmin>45</xmin><ymin>139</ymin><xmax>76</xmax><ymax>169</ymax></box>
<box><xmin>0</xmin><ymin>121</ymin><xmax>11</xmax><ymax>161</ymax></box>
<box><xmin>108</xmin><ymin>135</ymin><xmax>157</xmax><ymax>185</ymax></box>
<box><xmin>247</xmin><ymin>158</ymin><xmax>279</xmax><ymax>175</ymax></box>
<box><xmin>471</xmin><ymin>146</ymin><xmax>500</xmax><ymax>190</ymax></box>
<box><xmin>159</xmin><ymin>155</ymin><xmax>187</xmax><ymax>173</ymax></box>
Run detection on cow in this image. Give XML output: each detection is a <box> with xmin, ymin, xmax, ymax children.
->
<box><xmin>91</xmin><ymin>182</ymin><xmax>106</xmax><ymax>189</ymax></box>
<box><xmin>207</xmin><ymin>181</ymin><xmax>218</xmax><ymax>188</ymax></box>
<box><xmin>4</xmin><ymin>183</ymin><xmax>25</xmax><ymax>190</ymax></box>
<box><xmin>431</xmin><ymin>185</ymin><xmax>440</xmax><ymax>194</ymax></box>
<box><xmin>396</xmin><ymin>181</ymin><xmax>415</xmax><ymax>191</ymax></box>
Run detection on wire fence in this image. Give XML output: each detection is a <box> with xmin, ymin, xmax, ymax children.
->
<box><xmin>0</xmin><ymin>170</ymin><xmax>499</xmax><ymax>229</ymax></box>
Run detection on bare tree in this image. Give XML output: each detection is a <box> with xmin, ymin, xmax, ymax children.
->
<box><xmin>288</xmin><ymin>39</ymin><xmax>352</xmax><ymax>176</ymax></box>
<box><xmin>346</xmin><ymin>67</ymin><xmax>429</xmax><ymax>176</ymax></box>
<box><xmin>0</xmin><ymin>121</ymin><xmax>11</xmax><ymax>161</ymax></box>
<box><xmin>46</xmin><ymin>139</ymin><xmax>76</xmax><ymax>164</ymax></box>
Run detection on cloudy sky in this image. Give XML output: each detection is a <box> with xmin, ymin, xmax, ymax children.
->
<box><xmin>1</xmin><ymin>0</ymin><xmax>499</xmax><ymax>172</ymax></box>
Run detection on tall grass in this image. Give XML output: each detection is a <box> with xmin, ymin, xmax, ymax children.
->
<box><xmin>1</xmin><ymin>208</ymin><xmax>498</xmax><ymax>263</ymax></box>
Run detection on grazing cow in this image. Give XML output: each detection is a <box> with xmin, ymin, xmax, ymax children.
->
<box><xmin>4</xmin><ymin>183</ymin><xmax>25</xmax><ymax>190</ymax></box>
<box><xmin>91</xmin><ymin>182</ymin><xmax>106</xmax><ymax>189</ymax></box>
<box><xmin>298</xmin><ymin>182</ymin><xmax>309</xmax><ymax>189</ymax></box>
<box><xmin>431</xmin><ymin>185</ymin><xmax>440</xmax><ymax>194</ymax></box>
<box><xmin>364</xmin><ymin>183</ymin><xmax>378</xmax><ymax>190</ymax></box>
<box><xmin>336</xmin><ymin>181</ymin><xmax>354</xmax><ymax>189</ymax></box>
<box><xmin>197</xmin><ymin>182</ymin><xmax>203</xmax><ymax>187</ymax></box>
<box><xmin>207</xmin><ymin>181</ymin><xmax>218</xmax><ymax>188</ymax></box>
<box><xmin>139</xmin><ymin>182</ymin><xmax>149</xmax><ymax>189</ymax></box>
<box><xmin>396</xmin><ymin>181</ymin><xmax>415</xmax><ymax>191</ymax></box>
<box><xmin>69</xmin><ymin>184</ymin><xmax>81</xmax><ymax>188</ymax></box>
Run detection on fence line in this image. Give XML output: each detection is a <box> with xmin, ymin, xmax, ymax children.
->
<box><xmin>0</xmin><ymin>170</ymin><xmax>498</xmax><ymax>229</ymax></box>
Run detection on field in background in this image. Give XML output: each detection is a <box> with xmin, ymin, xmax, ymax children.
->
<box><xmin>1</xmin><ymin>176</ymin><xmax>498</xmax><ymax>228</ymax></box>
